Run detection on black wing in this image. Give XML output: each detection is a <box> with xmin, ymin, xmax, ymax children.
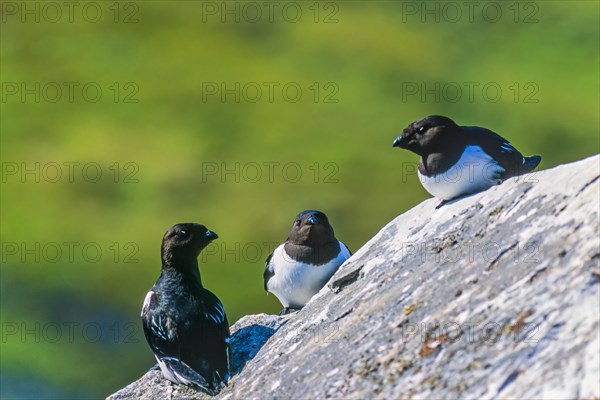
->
<box><xmin>200</xmin><ymin>289</ymin><xmax>228</xmax><ymax>325</ymax></box>
<box><xmin>462</xmin><ymin>126</ymin><xmax>525</xmax><ymax>179</ymax></box>
<box><xmin>142</xmin><ymin>291</ymin><xmax>213</xmax><ymax>390</ymax></box>
<box><xmin>141</xmin><ymin>290</ymin><xmax>176</xmax><ymax>358</ymax></box>
<box><xmin>141</xmin><ymin>288</ymin><xmax>230</xmax><ymax>393</ymax></box>
<box><xmin>263</xmin><ymin>252</ymin><xmax>275</xmax><ymax>292</ymax></box>
<box><xmin>196</xmin><ymin>288</ymin><xmax>231</xmax><ymax>384</ymax></box>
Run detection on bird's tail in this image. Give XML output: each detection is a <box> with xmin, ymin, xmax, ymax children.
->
<box><xmin>158</xmin><ymin>357</ymin><xmax>224</xmax><ymax>395</ymax></box>
<box><xmin>521</xmin><ymin>155</ymin><xmax>542</xmax><ymax>174</ymax></box>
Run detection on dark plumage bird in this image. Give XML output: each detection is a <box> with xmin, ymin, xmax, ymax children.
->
<box><xmin>392</xmin><ymin>115</ymin><xmax>541</xmax><ymax>203</ymax></box>
<box><xmin>264</xmin><ymin>210</ymin><xmax>351</xmax><ymax>313</ymax></box>
<box><xmin>141</xmin><ymin>223</ymin><xmax>230</xmax><ymax>395</ymax></box>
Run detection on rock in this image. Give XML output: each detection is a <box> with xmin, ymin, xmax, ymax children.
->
<box><xmin>108</xmin><ymin>155</ymin><xmax>600</xmax><ymax>400</ymax></box>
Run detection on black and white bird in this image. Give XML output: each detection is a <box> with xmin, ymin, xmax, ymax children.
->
<box><xmin>141</xmin><ymin>223</ymin><xmax>230</xmax><ymax>395</ymax></box>
<box><xmin>264</xmin><ymin>210</ymin><xmax>351</xmax><ymax>314</ymax></box>
<box><xmin>392</xmin><ymin>115</ymin><xmax>541</xmax><ymax>204</ymax></box>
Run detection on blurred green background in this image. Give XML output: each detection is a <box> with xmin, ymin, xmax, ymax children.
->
<box><xmin>1</xmin><ymin>1</ymin><xmax>598</xmax><ymax>398</ymax></box>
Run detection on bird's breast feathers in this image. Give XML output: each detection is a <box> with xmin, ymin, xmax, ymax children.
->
<box><xmin>418</xmin><ymin>145</ymin><xmax>505</xmax><ymax>200</ymax></box>
<box><xmin>266</xmin><ymin>242</ymin><xmax>350</xmax><ymax>307</ymax></box>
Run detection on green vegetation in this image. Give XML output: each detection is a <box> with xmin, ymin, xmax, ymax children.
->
<box><xmin>1</xmin><ymin>1</ymin><xmax>598</xmax><ymax>398</ymax></box>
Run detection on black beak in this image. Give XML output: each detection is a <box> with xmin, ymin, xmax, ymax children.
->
<box><xmin>306</xmin><ymin>215</ymin><xmax>318</xmax><ymax>225</ymax></box>
<box><xmin>205</xmin><ymin>230</ymin><xmax>218</xmax><ymax>240</ymax></box>
<box><xmin>392</xmin><ymin>136</ymin><xmax>404</xmax><ymax>148</ymax></box>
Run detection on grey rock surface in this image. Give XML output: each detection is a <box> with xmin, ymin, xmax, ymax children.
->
<box><xmin>108</xmin><ymin>155</ymin><xmax>600</xmax><ymax>400</ymax></box>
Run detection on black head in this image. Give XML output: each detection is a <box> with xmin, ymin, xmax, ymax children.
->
<box><xmin>288</xmin><ymin>210</ymin><xmax>336</xmax><ymax>247</ymax></box>
<box><xmin>392</xmin><ymin>115</ymin><xmax>462</xmax><ymax>156</ymax></box>
<box><xmin>161</xmin><ymin>223</ymin><xmax>218</xmax><ymax>267</ymax></box>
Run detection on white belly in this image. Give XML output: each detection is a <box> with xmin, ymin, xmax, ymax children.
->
<box><xmin>418</xmin><ymin>145</ymin><xmax>505</xmax><ymax>200</ymax></box>
<box><xmin>267</xmin><ymin>242</ymin><xmax>351</xmax><ymax>308</ymax></box>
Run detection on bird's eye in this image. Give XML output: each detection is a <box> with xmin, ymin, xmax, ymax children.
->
<box><xmin>177</xmin><ymin>230</ymin><xmax>188</xmax><ymax>237</ymax></box>
<box><xmin>418</xmin><ymin>126</ymin><xmax>426</xmax><ymax>134</ymax></box>
<box><xmin>295</xmin><ymin>219</ymin><xmax>301</xmax><ymax>225</ymax></box>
